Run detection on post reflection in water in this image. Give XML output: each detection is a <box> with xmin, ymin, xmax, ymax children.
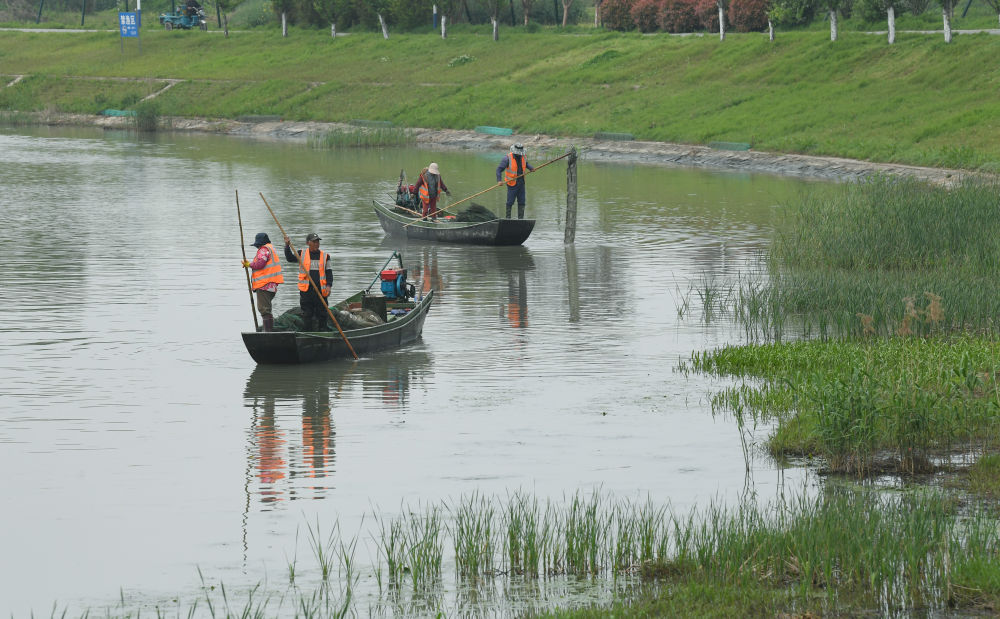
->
<box><xmin>565</xmin><ymin>244</ymin><xmax>580</xmax><ymax>323</ymax></box>
<box><xmin>243</xmin><ymin>366</ymin><xmax>338</xmax><ymax>507</ymax></box>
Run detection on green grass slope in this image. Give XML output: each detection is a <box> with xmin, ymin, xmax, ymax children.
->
<box><xmin>1</xmin><ymin>26</ymin><xmax>997</xmax><ymax>170</ymax></box>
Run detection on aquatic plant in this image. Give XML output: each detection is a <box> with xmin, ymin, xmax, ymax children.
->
<box><xmin>685</xmin><ymin>335</ymin><xmax>1000</xmax><ymax>474</ymax></box>
<box><xmin>309</xmin><ymin>127</ymin><xmax>415</xmax><ymax>149</ymax></box>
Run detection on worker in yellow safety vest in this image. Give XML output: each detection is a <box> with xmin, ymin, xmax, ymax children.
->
<box><xmin>243</xmin><ymin>232</ymin><xmax>284</xmax><ymax>332</ymax></box>
<box><xmin>283</xmin><ymin>232</ymin><xmax>333</xmax><ymax>332</ymax></box>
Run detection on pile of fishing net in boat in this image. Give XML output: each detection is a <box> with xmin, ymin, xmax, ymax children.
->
<box><xmin>273</xmin><ymin>306</ymin><xmax>385</xmax><ymax>332</ymax></box>
<box><xmin>454</xmin><ymin>203</ymin><xmax>498</xmax><ymax>222</ymax></box>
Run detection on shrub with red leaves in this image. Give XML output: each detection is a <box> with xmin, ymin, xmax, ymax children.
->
<box><xmin>602</xmin><ymin>0</ymin><xmax>637</xmax><ymax>30</ymax></box>
<box><xmin>658</xmin><ymin>0</ymin><xmax>700</xmax><ymax>32</ymax></box>
<box><xmin>631</xmin><ymin>0</ymin><xmax>665</xmax><ymax>31</ymax></box>
<box><xmin>728</xmin><ymin>0</ymin><xmax>770</xmax><ymax>31</ymax></box>
<box><xmin>694</xmin><ymin>0</ymin><xmax>719</xmax><ymax>30</ymax></box>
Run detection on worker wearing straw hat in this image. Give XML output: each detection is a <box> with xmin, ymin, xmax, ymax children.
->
<box><xmin>414</xmin><ymin>162</ymin><xmax>451</xmax><ymax>220</ymax></box>
<box><xmin>496</xmin><ymin>143</ymin><xmax>535</xmax><ymax>219</ymax></box>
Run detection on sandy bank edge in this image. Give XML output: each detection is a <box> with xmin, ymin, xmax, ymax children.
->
<box><xmin>22</xmin><ymin>112</ymin><xmax>966</xmax><ymax>185</ymax></box>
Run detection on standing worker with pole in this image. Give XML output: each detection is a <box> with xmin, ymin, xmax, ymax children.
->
<box><xmin>284</xmin><ymin>232</ymin><xmax>333</xmax><ymax>333</ymax></box>
<box><xmin>243</xmin><ymin>232</ymin><xmax>284</xmax><ymax>332</ymax></box>
<box><xmin>497</xmin><ymin>143</ymin><xmax>534</xmax><ymax>219</ymax></box>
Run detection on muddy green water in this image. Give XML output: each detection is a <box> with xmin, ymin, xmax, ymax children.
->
<box><xmin>0</xmin><ymin>126</ymin><xmax>817</xmax><ymax>616</ymax></box>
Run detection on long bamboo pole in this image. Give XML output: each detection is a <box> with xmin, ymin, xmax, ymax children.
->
<box><xmin>259</xmin><ymin>193</ymin><xmax>358</xmax><ymax>360</ymax></box>
<box><xmin>236</xmin><ymin>189</ymin><xmax>260</xmax><ymax>332</ymax></box>
<box><xmin>403</xmin><ymin>150</ymin><xmax>575</xmax><ymax>228</ymax></box>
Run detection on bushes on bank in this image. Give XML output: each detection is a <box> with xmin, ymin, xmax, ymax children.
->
<box><xmin>605</xmin><ymin>0</ymin><xmax>767</xmax><ymax>33</ymax></box>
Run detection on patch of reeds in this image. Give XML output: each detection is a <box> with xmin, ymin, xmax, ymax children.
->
<box><xmin>686</xmin><ymin>176</ymin><xmax>1000</xmax><ymax>340</ymax></box>
<box><xmin>53</xmin><ymin>487</ymin><xmax>1000</xmax><ymax>616</ymax></box>
<box><xmin>373</xmin><ymin>502</ymin><xmax>444</xmax><ymax>592</ymax></box>
<box><xmin>309</xmin><ymin>127</ymin><xmax>415</xmax><ymax>149</ymax></box>
<box><xmin>684</xmin><ymin>335</ymin><xmax>1000</xmax><ymax>475</ymax></box>
<box><xmin>131</xmin><ymin>101</ymin><xmax>160</xmax><ymax>132</ymax></box>
<box><xmin>452</xmin><ymin>491</ymin><xmax>496</xmax><ymax>581</ymax></box>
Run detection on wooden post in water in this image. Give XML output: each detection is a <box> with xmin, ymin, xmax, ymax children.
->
<box><xmin>564</xmin><ymin>146</ymin><xmax>578</xmax><ymax>244</ymax></box>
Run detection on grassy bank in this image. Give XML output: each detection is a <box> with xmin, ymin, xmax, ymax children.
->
<box><xmin>2</xmin><ymin>26</ymin><xmax>1000</xmax><ymax>170</ymax></box>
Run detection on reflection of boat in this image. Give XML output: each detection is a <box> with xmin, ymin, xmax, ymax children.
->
<box><xmin>372</xmin><ymin>199</ymin><xmax>535</xmax><ymax>246</ymax></box>
<box><xmin>242</xmin><ymin>289</ymin><xmax>434</xmax><ymax>364</ymax></box>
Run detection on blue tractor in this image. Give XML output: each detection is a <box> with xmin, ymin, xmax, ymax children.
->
<box><xmin>159</xmin><ymin>3</ymin><xmax>207</xmax><ymax>30</ymax></box>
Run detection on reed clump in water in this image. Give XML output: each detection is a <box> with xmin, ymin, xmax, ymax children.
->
<box><xmin>686</xmin><ymin>335</ymin><xmax>1000</xmax><ymax>475</ymax></box>
<box><xmin>689</xmin><ymin>176</ymin><xmax>1000</xmax><ymax>340</ymax></box>
<box><xmin>309</xmin><ymin>127</ymin><xmax>415</xmax><ymax>149</ymax></box>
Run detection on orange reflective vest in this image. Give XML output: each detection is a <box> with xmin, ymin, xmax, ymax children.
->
<box><xmin>417</xmin><ymin>171</ymin><xmax>436</xmax><ymax>205</ymax></box>
<box><xmin>296</xmin><ymin>250</ymin><xmax>330</xmax><ymax>297</ymax></box>
<box><xmin>250</xmin><ymin>243</ymin><xmax>284</xmax><ymax>290</ymax></box>
<box><xmin>504</xmin><ymin>155</ymin><xmax>524</xmax><ymax>187</ymax></box>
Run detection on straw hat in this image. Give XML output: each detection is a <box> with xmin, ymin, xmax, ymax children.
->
<box><xmin>428</xmin><ymin>162</ymin><xmax>440</xmax><ymax>175</ymax></box>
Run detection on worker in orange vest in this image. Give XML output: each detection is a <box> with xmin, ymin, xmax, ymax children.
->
<box><xmin>243</xmin><ymin>232</ymin><xmax>284</xmax><ymax>332</ymax></box>
<box><xmin>496</xmin><ymin>143</ymin><xmax>535</xmax><ymax>219</ymax></box>
<box><xmin>283</xmin><ymin>232</ymin><xmax>333</xmax><ymax>332</ymax></box>
<box><xmin>414</xmin><ymin>162</ymin><xmax>451</xmax><ymax>220</ymax></box>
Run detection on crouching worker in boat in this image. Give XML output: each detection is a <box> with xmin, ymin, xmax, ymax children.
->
<box><xmin>243</xmin><ymin>232</ymin><xmax>284</xmax><ymax>332</ymax></box>
<box><xmin>283</xmin><ymin>232</ymin><xmax>333</xmax><ymax>332</ymax></box>
<box><xmin>414</xmin><ymin>162</ymin><xmax>451</xmax><ymax>220</ymax></box>
<box><xmin>496</xmin><ymin>143</ymin><xmax>534</xmax><ymax>219</ymax></box>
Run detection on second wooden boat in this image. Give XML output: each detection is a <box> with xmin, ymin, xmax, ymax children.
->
<box><xmin>372</xmin><ymin>199</ymin><xmax>535</xmax><ymax>246</ymax></box>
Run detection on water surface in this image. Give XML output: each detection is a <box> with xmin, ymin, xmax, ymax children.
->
<box><xmin>0</xmin><ymin>127</ymin><xmax>815</xmax><ymax>615</ymax></box>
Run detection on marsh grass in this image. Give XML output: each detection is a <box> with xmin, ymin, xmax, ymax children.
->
<box><xmin>694</xmin><ymin>177</ymin><xmax>1000</xmax><ymax>341</ymax></box>
<box><xmin>452</xmin><ymin>492</ymin><xmax>496</xmax><ymax>581</ymax></box>
<box><xmin>49</xmin><ymin>487</ymin><xmax>1000</xmax><ymax>617</ymax></box>
<box><xmin>685</xmin><ymin>335</ymin><xmax>1000</xmax><ymax>475</ymax></box>
<box><xmin>309</xmin><ymin>127</ymin><xmax>415</xmax><ymax>149</ymax></box>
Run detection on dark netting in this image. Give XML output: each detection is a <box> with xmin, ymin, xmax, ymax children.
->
<box><xmin>455</xmin><ymin>202</ymin><xmax>498</xmax><ymax>222</ymax></box>
<box><xmin>272</xmin><ymin>306</ymin><xmax>384</xmax><ymax>332</ymax></box>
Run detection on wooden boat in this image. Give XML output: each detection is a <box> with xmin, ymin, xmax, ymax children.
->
<box><xmin>372</xmin><ymin>199</ymin><xmax>535</xmax><ymax>246</ymax></box>
<box><xmin>242</xmin><ymin>289</ymin><xmax>433</xmax><ymax>364</ymax></box>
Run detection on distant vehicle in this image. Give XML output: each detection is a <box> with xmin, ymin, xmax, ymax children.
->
<box><xmin>158</xmin><ymin>6</ymin><xmax>207</xmax><ymax>30</ymax></box>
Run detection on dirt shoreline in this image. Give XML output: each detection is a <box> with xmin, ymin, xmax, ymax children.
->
<box><xmin>27</xmin><ymin>112</ymin><xmax>966</xmax><ymax>185</ymax></box>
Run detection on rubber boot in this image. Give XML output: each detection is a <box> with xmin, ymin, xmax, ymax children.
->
<box><xmin>517</xmin><ymin>204</ymin><xmax>525</xmax><ymax>219</ymax></box>
<box><xmin>505</xmin><ymin>204</ymin><xmax>512</xmax><ymax>219</ymax></box>
<box><xmin>262</xmin><ymin>316</ymin><xmax>274</xmax><ymax>332</ymax></box>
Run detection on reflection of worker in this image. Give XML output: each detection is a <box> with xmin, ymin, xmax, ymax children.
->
<box><xmin>284</xmin><ymin>233</ymin><xmax>332</xmax><ymax>332</ymax></box>
<box><xmin>414</xmin><ymin>162</ymin><xmax>451</xmax><ymax>220</ymax></box>
<box><xmin>243</xmin><ymin>232</ymin><xmax>283</xmax><ymax>332</ymax></box>
<box><xmin>184</xmin><ymin>0</ymin><xmax>202</xmax><ymax>16</ymax></box>
<box><xmin>417</xmin><ymin>247</ymin><xmax>443</xmax><ymax>298</ymax></box>
<box><xmin>253</xmin><ymin>397</ymin><xmax>286</xmax><ymax>504</ymax></box>
<box><xmin>496</xmin><ymin>143</ymin><xmax>535</xmax><ymax>219</ymax></box>
<box><xmin>506</xmin><ymin>271</ymin><xmax>528</xmax><ymax>328</ymax></box>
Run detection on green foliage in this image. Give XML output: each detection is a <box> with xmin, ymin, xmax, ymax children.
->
<box><xmin>688</xmin><ymin>335</ymin><xmax>1000</xmax><ymax>474</ymax></box>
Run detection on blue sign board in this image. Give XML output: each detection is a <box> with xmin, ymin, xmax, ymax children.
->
<box><xmin>119</xmin><ymin>12</ymin><xmax>139</xmax><ymax>37</ymax></box>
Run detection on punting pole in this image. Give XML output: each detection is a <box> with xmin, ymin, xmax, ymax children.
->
<box><xmin>403</xmin><ymin>150</ymin><xmax>575</xmax><ymax>228</ymax></box>
<box><xmin>258</xmin><ymin>193</ymin><xmax>358</xmax><ymax>360</ymax></box>
<box><xmin>236</xmin><ymin>189</ymin><xmax>260</xmax><ymax>332</ymax></box>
